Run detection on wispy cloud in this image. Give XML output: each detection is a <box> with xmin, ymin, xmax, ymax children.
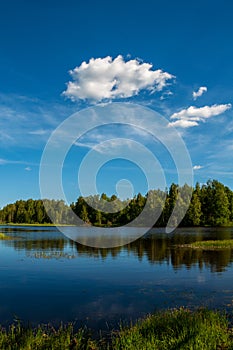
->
<box><xmin>25</xmin><ymin>166</ymin><xmax>32</xmax><ymax>171</ymax></box>
<box><xmin>0</xmin><ymin>159</ymin><xmax>9</xmax><ymax>165</ymax></box>
<box><xmin>160</xmin><ymin>91</ymin><xmax>173</xmax><ymax>100</ymax></box>
<box><xmin>28</xmin><ymin>129</ymin><xmax>50</xmax><ymax>135</ymax></box>
<box><xmin>0</xmin><ymin>93</ymin><xmax>75</xmax><ymax>148</ymax></box>
<box><xmin>74</xmin><ymin>135</ymin><xmax>135</xmax><ymax>154</ymax></box>
<box><xmin>0</xmin><ymin>131</ymin><xmax>14</xmax><ymax>142</ymax></box>
<box><xmin>169</xmin><ymin>103</ymin><xmax>231</xmax><ymax>128</ymax></box>
<box><xmin>73</xmin><ymin>124</ymin><xmax>156</xmax><ymax>154</ymax></box>
<box><xmin>193</xmin><ymin>165</ymin><xmax>203</xmax><ymax>170</ymax></box>
<box><xmin>63</xmin><ymin>55</ymin><xmax>174</xmax><ymax>102</ymax></box>
<box><xmin>0</xmin><ymin>158</ymin><xmax>25</xmax><ymax>165</ymax></box>
<box><xmin>92</xmin><ymin>138</ymin><xmax>137</xmax><ymax>155</ymax></box>
<box><xmin>192</xmin><ymin>86</ymin><xmax>207</xmax><ymax>100</ymax></box>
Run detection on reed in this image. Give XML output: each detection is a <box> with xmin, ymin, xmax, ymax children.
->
<box><xmin>0</xmin><ymin>308</ymin><xmax>232</xmax><ymax>349</ymax></box>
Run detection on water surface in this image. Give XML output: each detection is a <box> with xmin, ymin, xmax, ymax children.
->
<box><xmin>0</xmin><ymin>226</ymin><xmax>233</xmax><ymax>330</ymax></box>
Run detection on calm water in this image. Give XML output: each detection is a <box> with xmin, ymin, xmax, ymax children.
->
<box><xmin>0</xmin><ymin>226</ymin><xmax>233</xmax><ymax>330</ymax></box>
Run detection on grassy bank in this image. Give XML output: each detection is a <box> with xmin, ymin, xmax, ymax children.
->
<box><xmin>0</xmin><ymin>308</ymin><xmax>232</xmax><ymax>349</ymax></box>
<box><xmin>182</xmin><ymin>239</ymin><xmax>233</xmax><ymax>249</ymax></box>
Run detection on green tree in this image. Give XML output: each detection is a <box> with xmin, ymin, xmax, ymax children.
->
<box><xmin>184</xmin><ymin>192</ymin><xmax>202</xmax><ymax>226</ymax></box>
<box><xmin>80</xmin><ymin>205</ymin><xmax>89</xmax><ymax>223</ymax></box>
<box><xmin>95</xmin><ymin>210</ymin><xmax>102</xmax><ymax>226</ymax></box>
<box><xmin>201</xmin><ymin>180</ymin><xmax>230</xmax><ymax>226</ymax></box>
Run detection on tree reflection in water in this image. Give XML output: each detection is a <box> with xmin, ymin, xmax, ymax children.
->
<box><xmin>2</xmin><ymin>227</ymin><xmax>233</xmax><ymax>273</ymax></box>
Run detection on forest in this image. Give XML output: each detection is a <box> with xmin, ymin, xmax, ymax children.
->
<box><xmin>0</xmin><ymin>179</ymin><xmax>233</xmax><ymax>227</ymax></box>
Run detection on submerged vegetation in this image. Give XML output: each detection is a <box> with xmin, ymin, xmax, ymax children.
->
<box><xmin>0</xmin><ymin>179</ymin><xmax>233</xmax><ymax>227</ymax></box>
<box><xmin>1</xmin><ymin>230</ymin><xmax>233</xmax><ymax>272</ymax></box>
<box><xmin>0</xmin><ymin>308</ymin><xmax>232</xmax><ymax>349</ymax></box>
<box><xmin>183</xmin><ymin>239</ymin><xmax>233</xmax><ymax>250</ymax></box>
<box><xmin>0</xmin><ymin>232</ymin><xmax>11</xmax><ymax>240</ymax></box>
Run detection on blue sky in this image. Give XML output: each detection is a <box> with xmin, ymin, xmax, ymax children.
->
<box><xmin>0</xmin><ymin>0</ymin><xmax>233</xmax><ymax>207</ymax></box>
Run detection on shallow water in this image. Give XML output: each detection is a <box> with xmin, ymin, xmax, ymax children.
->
<box><xmin>0</xmin><ymin>225</ymin><xmax>233</xmax><ymax>330</ymax></box>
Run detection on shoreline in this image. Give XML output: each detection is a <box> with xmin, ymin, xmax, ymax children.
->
<box><xmin>0</xmin><ymin>308</ymin><xmax>231</xmax><ymax>349</ymax></box>
<box><xmin>1</xmin><ymin>223</ymin><xmax>233</xmax><ymax>228</ymax></box>
<box><xmin>0</xmin><ymin>223</ymin><xmax>75</xmax><ymax>227</ymax></box>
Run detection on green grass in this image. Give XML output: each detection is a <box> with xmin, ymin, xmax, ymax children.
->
<box><xmin>0</xmin><ymin>323</ymin><xmax>97</xmax><ymax>350</ymax></box>
<box><xmin>112</xmin><ymin>308</ymin><xmax>231</xmax><ymax>350</ymax></box>
<box><xmin>0</xmin><ymin>308</ymin><xmax>232</xmax><ymax>349</ymax></box>
<box><xmin>184</xmin><ymin>239</ymin><xmax>233</xmax><ymax>249</ymax></box>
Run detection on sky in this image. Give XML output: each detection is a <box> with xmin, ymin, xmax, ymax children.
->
<box><xmin>0</xmin><ymin>0</ymin><xmax>233</xmax><ymax>208</ymax></box>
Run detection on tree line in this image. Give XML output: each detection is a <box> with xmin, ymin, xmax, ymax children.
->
<box><xmin>0</xmin><ymin>199</ymin><xmax>70</xmax><ymax>224</ymax></box>
<box><xmin>0</xmin><ymin>179</ymin><xmax>233</xmax><ymax>226</ymax></box>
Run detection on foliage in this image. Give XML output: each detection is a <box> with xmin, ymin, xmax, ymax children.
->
<box><xmin>71</xmin><ymin>180</ymin><xmax>233</xmax><ymax>227</ymax></box>
<box><xmin>0</xmin><ymin>179</ymin><xmax>233</xmax><ymax>227</ymax></box>
<box><xmin>0</xmin><ymin>199</ymin><xmax>70</xmax><ymax>225</ymax></box>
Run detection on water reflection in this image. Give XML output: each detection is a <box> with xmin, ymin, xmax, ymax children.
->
<box><xmin>1</xmin><ymin>226</ymin><xmax>233</xmax><ymax>272</ymax></box>
<box><xmin>1</xmin><ymin>226</ymin><xmax>233</xmax><ymax>329</ymax></box>
<box><xmin>71</xmin><ymin>237</ymin><xmax>233</xmax><ymax>273</ymax></box>
<box><xmin>8</xmin><ymin>238</ymin><xmax>66</xmax><ymax>251</ymax></box>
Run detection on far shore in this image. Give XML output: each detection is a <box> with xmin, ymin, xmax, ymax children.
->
<box><xmin>0</xmin><ymin>223</ymin><xmax>75</xmax><ymax>227</ymax></box>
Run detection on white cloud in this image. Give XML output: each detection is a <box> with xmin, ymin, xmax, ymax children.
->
<box><xmin>0</xmin><ymin>132</ymin><xmax>14</xmax><ymax>142</ymax></box>
<box><xmin>0</xmin><ymin>158</ymin><xmax>35</xmax><ymax>168</ymax></box>
<box><xmin>92</xmin><ymin>138</ymin><xmax>136</xmax><ymax>155</ymax></box>
<box><xmin>193</xmin><ymin>165</ymin><xmax>203</xmax><ymax>170</ymax></box>
<box><xmin>193</xmin><ymin>86</ymin><xmax>207</xmax><ymax>100</ymax></box>
<box><xmin>0</xmin><ymin>93</ymin><xmax>75</xmax><ymax>148</ymax></box>
<box><xmin>73</xmin><ymin>124</ymin><xmax>155</xmax><ymax>154</ymax></box>
<box><xmin>168</xmin><ymin>119</ymin><xmax>199</xmax><ymax>128</ymax></box>
<box><xmin>0</xmin><ymin>158</ymin><xmax>24</xmax><ymax>165</ymax></box>
<box><xmin>63</xmin><ymin>55</ymin><xmax>174</xmax><ymax>102</ymax></box>
<box><xmin>28</xmin><ymin>129</ymin><xmax>50</xmax><ymax>135</ymax></box>
<box><xmin>0</xmin><ymin>159</ymin><xmax>7</xmax><ymax>165</ymax></box>
<box><xmin>160</xmin><ymin>91</ymin><xmax>173</xmax><ymax>100</ymax></box>
<box><xmin>169</xmin><ymin>104</ymin><xmax>231</xmax><ymax>128</ymax></box>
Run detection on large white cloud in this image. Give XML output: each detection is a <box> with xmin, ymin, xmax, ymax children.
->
<box><xmin>192</xmin><ymin>86</ymin><xmax>207</xmax><ymax>100</ymax></box>
<box><xmin>169</xmin><ymin>104</ymin><xmax>232</xmax><ymax>128</ymax></box>
<box><xmin>63</xmin><ymin>55</ymin><xmax>174</xmax><ymax>102</ymax></box>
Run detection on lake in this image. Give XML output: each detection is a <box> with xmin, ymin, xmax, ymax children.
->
<box><xmin>0</xmin><ymin>226</ymin><xmax>233</xmax><ymax>331</ymax></box>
